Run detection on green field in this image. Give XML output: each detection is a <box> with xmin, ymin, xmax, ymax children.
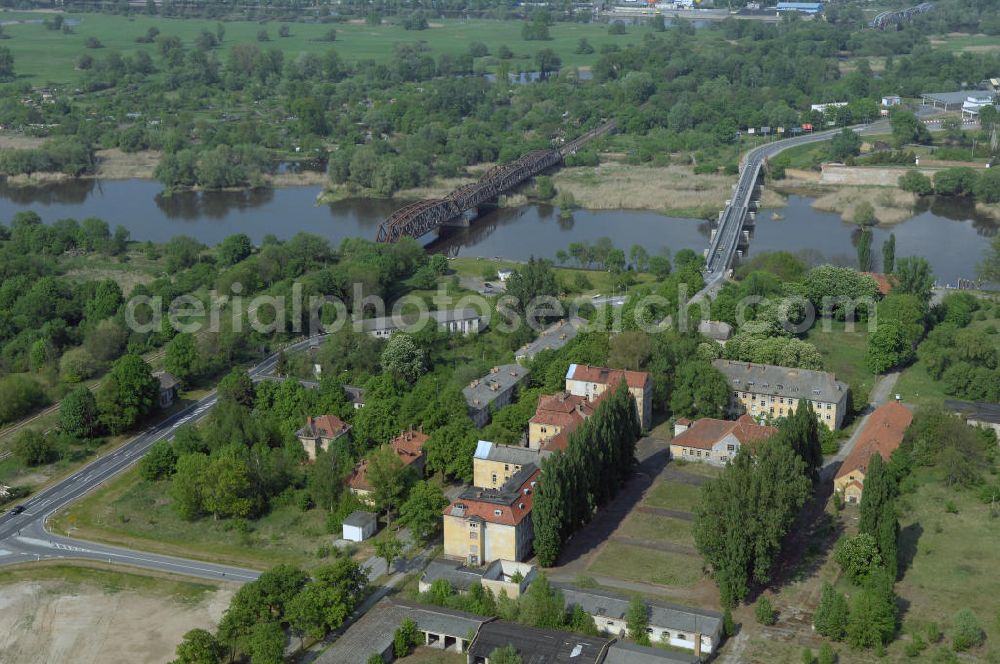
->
<box><xmin>588</xmin><ymin>541</ymin><xmax>704</xmax><ymax>587</ymax></box>
<box><xmin>805</xmin><ymin>320</ymin><xmax>875</xmax><ymax>404</ymax></box>
<box><xmin>50</xmin><ymin>466</ymin><xmax>338</xmax><ymax>569</ymax></box>
<box><xmin>618</xmin><ymin>511</ymin><xmax>695</xmax><ymax>547</ymax></box>
<box><xmin>642</xmin><ymin>479</ymin><xmax>703</xmax><ymax>513</ymax></box>
<box><xmin>929</xmin><ymin>32</ymin><xmax>1000</xmax><ymax>54</ymax></box>
<box><xmin>0</xmin><ymin>10</ymin><xmax>656</xmax><ymax>86</ymax></box>
<box><xmin>0</xmin><ymin>562</ymin><xmax>218</xmax><ymax>603</ymax></box>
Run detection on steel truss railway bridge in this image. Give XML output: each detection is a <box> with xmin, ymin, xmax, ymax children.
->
<box><xmin>872</xmin><ymin>3</ymin><xmax>933</xmax><ymax>30</ymax></box>
<box><xmin>375</xmin><ymin>121</ymin><xmax>617</xmax><ymax>243</ymax></box>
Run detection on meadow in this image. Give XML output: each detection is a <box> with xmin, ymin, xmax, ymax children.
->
<box><xmin>0</xmin><ymin>10</ymin><xmax>656</xmax><ymax>86</ymax></box>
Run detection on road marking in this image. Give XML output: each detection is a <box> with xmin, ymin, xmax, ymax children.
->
<box><xmin>0</xmin><ymin>549</ymin><xmax>11</xmax><ymax>557</ymax></box>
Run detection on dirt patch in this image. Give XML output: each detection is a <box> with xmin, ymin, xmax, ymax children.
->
<box><xmin>0</xmin><ymin>134</ymin><xmax>48</xmax><ymax>150</ymax></box>
<box><xmin>810</xmin><ymin>186</ymin><xmax>918</xmax><ymax>225</ymax></box>
<box><xmin>0</xmin><ymin>576</ymin><xmax>232</xmax><ymax>664</ymax></box>
<box><xmin>94</xmin><ymin>149</ymin><xmax>161</xmax><ymax>180</ymax></box>
<box><xmin>266</xmin><ymin>171</ymin><xmax>329</xmax><ymax>187</ymax></box>
<box><xmin>553</xmin><ymin>163</ymin><xmax>736</xmax><ymax>216</ymax></box>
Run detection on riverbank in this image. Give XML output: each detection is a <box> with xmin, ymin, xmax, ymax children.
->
<box><xmin>775</xmin><ymin>175</ymin><xmax>920</xmax><ymax>225</ymax></box>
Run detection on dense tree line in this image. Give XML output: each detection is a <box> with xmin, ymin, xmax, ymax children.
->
<box><xmin>172</xmin><ymin>558</ymin><xmax>368</xmax><ymax>664</ymax></box>
<box><xmin>693</xmin><ymin>406</ymin><xmax>821</xmax><ymax>605</ymax></box>
<box><xmin>533</xmin><ymin>382</ymin><xmax>641</xmax><ymax>566</ymax></box>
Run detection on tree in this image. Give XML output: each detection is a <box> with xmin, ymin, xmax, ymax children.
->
<box><xmin>669</xmin><ymin>361</ymin><xmax>730</xmax><ymax>419</ymax></box>
<box><xmin>846</xmin><ymin>572</ymin><xmax>896</xmax><ymax>649</ymax></box>
<box><xmin>979</xmin><ymin>234</ymin><xmax>1000</xmax><ymax>283</ymax></box>
<box><xmin>818</xmin><ymin>643</ymin><xmax>835</xmax><ymax>664</ymax></box>
<box><xmin>893</xmin><ymin>256</ymin><xmax>934</xmax><ymax>302</ymax></box>
<box><xmin>857</xmin><ymin>228</ymin><xmax>873</xmax><ymax>272</ymax></box>
<box><xmin>829</xmin><ymin>128</ymin><xmax>861</xmax><ymax>162</ymax></box>
<box><xmin>858</xmin><ymin>454</ymin><xmax>898</xmax><ymax>579</ymax></box>
<box><xmin>140</xmin><ymin>440</ymin><xmax>178</xmax><ymax>481</ymax></box>
<box><xmin>173</xmin><ymin>628</ymin><xmax>224</xmax><ymax>664</ymax></box>
<box><xmin>853</xmin><ymin>201</ymin><xmax>877</xmax><ymax>227</ymax></box>
<box><xmin>626</xmin><ymin>595</ymin><xmax>651</xmax><ymax>645</ymax></box>
<box><xmin>506</xmin><ymin>256</ymin><xmax>559</xmax><ymax>316</ymax></box>
<box><xmin>934</xmin><ymin>167</ymin><xmax>978</xmax><ymax>196</ymax></box>
<box><xmin>85</xmin><ymin>318</ymin><xmax>128</xmax><ymax>362</ymax></box>
<box><xmin>12</xmin><ymin>429</ymin><xmax>56</xmax><ymax>466</ymax></box>
<box><xmin>374</xmin><ymin>535</ymin><xmax>404</xmax><ymax>572</ymax></box>
<box><xmin>723</xmin><ymin>607</ymin><xmax>735</xmax><ymax>637</ymax></box>
<box><xmin>394</xmin><ymin>618</ymin><xmax>419</xmax><ymax>657</ymax></box>
<box><xmin>834</xmin><ymin>533</ymin><xmax>883</xmax><ymax>582</ymax></box>
<box><xmin>519</xmin><ymin>573</ymin><xmax>565</xmax><ymax>628</ymax></box>
<box><xmin>865</xmin><ymin>321</ymin><xmax>911</xmax><ymax>374</ymax></box>
<box><xmin>380</xmin><ymin>334</ymin><xmax>425</xmax><ymax>384</ymax></box>
<box><xmin>890</xmin><ymin>110</ymin><xmax>930</xmax><ymax>147</ymax></box>
<box><xmin>96</xmin><ymin>354</ymin><xmax>159</xmax><ymax>434</ymax></box>
<box><xmin>286</xmin><ymin>558</ymin><xmax>368</xmax><ymax>640</ymax></box>
<box><xmin>899</xmin><ymin>171</ymin><xmax>933</xmax><ymax>196</ymax></box>
<box><xmin>246</xmin><ymin>621</ymin><xmax>283</xmax><ymax>664</ymax></box>
<box><xmin>367</xmin><ymin>445</ymin><xmax>415</xmax><ymax>525</ymax></box>
<box><xmin>974</xmin><ymin>167</ymin><xmax>1000</xmax><ymax>203</ymax></box>
<box><xmin>217</xmin><ymin>233</ymin><xmax>253</xmax><ymax>266</ymax></box>
<box><xmin>756</xmin><ymin>596</ymin><xmax>776</xmax><ymax>625</ymax></box>
<box><xmin>813</xmin><ymin>582</ymin><xmax>849</xmax><ymax>640</ymax></box>
<box><xmin>489</xmin><ymin>645</ymin><xmax>522</xmax><ymax>664</ymax></box>
<box><xmin>59</xmin><ymin>386</ymin><xmax>99</xmax><ymax>438</ymax></box>
<box><xmin>0</xmin><ymin>46</ymin><xmax>14</xmax><ymax>82</ymax></box>
<box><xmin>218</xmin><ymin>368</ymin><xmax>255</xmax><ymax>409</ymax></box>
<box><xmin>574</xmin><ymin>38</ymin><xmax>594</xmax><ymax>54</ymax></box>
<box><xmin>535</xmin><ymin>48</ymin><xmax>561</xmax><ymax>78</ymax></box>
<box><xmin>400</xmin><ymin>480</ymin><xmax>449</xmax><ymax>544</ymax></box>
<box><xmin>882</xmin><ymin>234</ymin><xmax>896</xmax><ymax>274</ymax></box>
<box><xmin>694</xmin><ymin>440</ymin><xmax>811</xmax><ymax>605</ymax></box>
<box><xmin>950</xmin><ymin>608</ymin><xmax>985</xmax><ymax>651</ymax></box>
<box><xmin>165</xmin><ymin>333</ymin><xmax>200</xmax><ymax>383</ymax></box>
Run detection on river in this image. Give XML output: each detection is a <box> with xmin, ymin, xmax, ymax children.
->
<box><xmin>0</xmin><ymin>178</ymin><xmax>993</xmax><ymax>285</ymax></box>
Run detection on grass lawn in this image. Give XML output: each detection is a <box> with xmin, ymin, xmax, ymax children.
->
<box><xmin>893</xmin><ymin>358</ymin><xmax>949</xmax><ymax>408</ymax></box>
<box><xmin>0</xmin><ymin>562</ymin><xmax>218</xmax><ymax>604</ymax></box>
<box><xmin>618</xmin><ymin>512</ymin><xmax>694</xmax><ymax>547</ymax></box>
<box><xmin>1</xmin><ymin>11</ymin><xmax>657</xmax><ymax>86</ymax></box>
<box><xmin>588</xmin><ymin>541</ymin><xmax>704</xmax><ymax>588</ymax></box>
<box><xmin>804</xmin><ymin>319</ymin><xmax>875</xmax><ymax>404</ymax></box>
<box><xmin>895</xmin><ymin>473</ymin><xmax>1000</xmax><ymax>653</ymax></box>
<box><xmin>642</xmin><ymin>480</ymin><xmax>702</xmax><ymax>513</ymax></box>
<box><xmin>50</xmin><ymin>466</ymin><xmax>338</xmax><ymax>570</ymax></box>
<box><xmin>929</xmin><ymin>32</ymin><xmax>1000</xmax><ymax>54</ymax></box>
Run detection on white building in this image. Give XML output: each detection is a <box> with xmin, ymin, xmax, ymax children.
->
<box><xmin>355</xmin><ymin>308</ymin><xmax>482</xmax><ymax>338</ymax></box>
<box><xmin>342</xmin><ymin>511</ymin><xmax>378</xmax><ymax>542</ymax></box>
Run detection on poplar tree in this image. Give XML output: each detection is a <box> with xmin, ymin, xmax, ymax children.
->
<box><xmin>858</xmin><ymin>454</ymin><xmax>899</xmax><ymax>578</ymax></box>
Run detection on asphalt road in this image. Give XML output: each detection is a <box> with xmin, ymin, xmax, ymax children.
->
<box><xmin>0</xmin><ymin>336</ymin><xmax>323</xmax><ymax>582</ymax></box>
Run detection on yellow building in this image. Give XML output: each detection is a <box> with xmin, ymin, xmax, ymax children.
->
<box><xmin>526</xmin><ymin>392</ymin><xmax>594</xmax><ymax>449</ymax></box>
<box><xmin>442</xmin><ymin>465</ymin><xmax>540</xmax><ymax>565</ymax></box>
<box><xmin>564</xmin><ymin>364</ymin><xmax>653</xmax><ymax>431</ymax></box>
<box><xmin>711</xmin><ymin>360</ymin><xmax>850</xmax><ymax>430</ymax></box>
<box><xmin>472</xmin><ymin>441</ymin><xmax>545</xmax><ymax>490</ymax></box>
<box><xmin>833</xmin><ymin>401</ymin><xmax>912</xmax><ymax>504</ymax></box>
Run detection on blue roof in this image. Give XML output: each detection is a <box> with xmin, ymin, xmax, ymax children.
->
<box><xmin>566</xmin><ymin>363</ymin><xmax>578</xmax><ymax>380</ymax></box>
<box><xmin>776</xmin><ymin>2</ymin><xmax>823</xmax><ymax>9</ymax></box>
<box><xmin>474</xmin><ymin>440</ymin><xmax>493</xmax><ymax>459</ymax></box>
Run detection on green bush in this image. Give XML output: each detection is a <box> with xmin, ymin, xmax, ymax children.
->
<box><xmin>755</xmin><ymin>597</ymin><xmax>776</xmax><ymax>625</ymax></box>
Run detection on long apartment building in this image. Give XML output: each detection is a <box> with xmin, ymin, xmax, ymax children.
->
<box><xmin>711</xmin><ymin>359</ymin><xmax>849</xmax><ymax>429</ymax></box>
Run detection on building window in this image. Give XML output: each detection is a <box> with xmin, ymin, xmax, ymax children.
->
<box><xmin>470</xmin><ymin>522</ymin><xmax>478</xmax><ymax>529</ymax></box>
<box><xmin>469</xmin><ymin>545</ymin><xmax>477</xmax><ymax>554</ymax></box>
<box><xmin>826</xmin><ymin>414</ymin><xmax>831</xmax><ymax>420</ymax></box>
<box><xmin>826</xmin><ymin>403</ymin><xmax>832</xmax><ymax>409</ymax></box>
<box><xmin>470</xmin><ymin>532</ymin><xmax>477</xmax><ymax>540</ymax></box>
<box><xmin>491</xmin><ymin>473</ymin><xmax>497</xmax><ymax>484</ymax></box>
<box><xmin>727</xmin><ymin>444</ymin><xmax>735</xmax><ymax>451</ymax></box>
<box><xmin>494</xmin><ymin>509</ymin><xmax>502</xmax><ymax>517</ymax></box>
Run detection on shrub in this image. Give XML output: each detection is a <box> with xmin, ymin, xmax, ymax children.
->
<box><xmin>756</xmin><ymin>597</ymin><xmax>776</xmax><ymax>625</ymax></box>
<box><xmin>949</xmin><ymin>609</ymin><xmax>984</xmax><ymax>651</ymax></box>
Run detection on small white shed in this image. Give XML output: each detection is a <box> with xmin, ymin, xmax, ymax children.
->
<box><xmin>342</xmin><ymin>511</ymin><xmax>377</xmax><ymax>542</ymax></box>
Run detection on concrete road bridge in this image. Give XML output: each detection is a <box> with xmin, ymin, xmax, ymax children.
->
<box><xmin>697</xmin><ymin>121</ymin><xmax>889</xmax><ymax>302</ymax></box>
<box><xmin>375</xmin><ymin>120</ymin><xmax>616</xmax><ymax>243</ymax></box>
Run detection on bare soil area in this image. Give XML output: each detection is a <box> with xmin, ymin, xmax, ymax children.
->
<box><xmin>94</xmin><ymin>149</ymin><xmax>161</xmax><ymax>180</ymax></box>
<box><xmin>0</xmin><ymin>566</ymin><xmax>233</xmax><ymax>664</ymax></box>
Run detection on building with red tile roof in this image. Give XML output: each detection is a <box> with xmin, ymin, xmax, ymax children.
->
<box><xmin>834</xmin><ymin>401</ymin><xmax>912</xmax><ymax>504</ymax></box>
<box><xmin>862</xmin><ymin>272</ymin><xmax>892</xmax><ymax>296</ymax></box>
<box><xmin>347</xmin><ymin>428</ymin><xmax>428</xmax><ymax>500</ymax></box>
<box><xmin>565</xmin><ymin>364</ymin><xmax>652</xmax><ymax>430</ymax></box>
<box><xmin>296</xmin><ymin>414</ymin><xmax>352</xmax><ymax>462</ymax></box>
<box><xmin>443</xmin><ymin>465</ymin><xmax>541</xmax><ymax>565</ymax></box>
<box><xmin>669</xmin><ymin>415</ymin><xmax>778</xmax><ymax>466</ymax></box>
<box><xmin>528</xmin><ymin>392</ymin><xmax>596</xmax><ymax>449</ymax></box>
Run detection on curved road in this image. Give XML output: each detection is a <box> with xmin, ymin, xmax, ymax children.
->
<box><xmin>0</xmin><ymin>336</ymin><xmax>324</xmax><ymax>582</ymax></box>
<box><xmin>698</xmin><ymin>121</ymin><xmax>890</xmax><ymax>302</ymax></box>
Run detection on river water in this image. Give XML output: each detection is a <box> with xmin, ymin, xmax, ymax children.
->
<box><xmin>0</xmin><ymin>178</ymin><xmax>993</xmax><ymax>284</ymax></box>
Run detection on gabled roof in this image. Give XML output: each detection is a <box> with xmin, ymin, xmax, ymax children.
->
<box><xmin>603</xmin><ymin>642</ymin><xmax>700</xmax><ymax>664</ymax></box>
<box><xmin>154</xmin><ymin>371</ymin><xmax>180</xmax><ymax>390</ymax></box>
<box><xmin>297</xmin><ymin>414</ymin><xmax>350</xmax><ymax>440</ymax></box>
<box><xmin>347</xmin><ymin>431</ymin><xmax>427</xmax><ymax>491</ymax></box>
<box><xmin>557</xmin><ymin>585</ymin><xmax>722</xmax><ymax>638</ymax></box>
<box><xmin>468</xmin><ymin>620</ymin><xmax>610</xmax><ymax>664</ymax></box>
<box><xmin>530</xmin><ymin>392</ymin><xmax>592</xmax><ymax>429</ymax></box>
<box><xmin>671</xmin><ymin>415</ymin><xmax>777</xmax><ymax>451</ymax></box>
<box><xmin>444</xmin><ymin>465</ymin><xmax>540</xmax><ymax>526</ymax></box>
<box><xmin>566</xmin><ymin>364</ymin><xmax>650</xmax><ymax>390</ymax></box>
<box><xmin>712</xmin><ymin>359</ymin><xmax>848</xmax><ymax>403</ymax></box>
<box><xmin>862</xmin><ymin>272</ymin><xmax>892</xmax><ymax>296</ymax></box>
<box><xmin>475</xmin><ymin>440</ymin><xmax>546</xmax><ymax>466</ymax></box>
<box><xmin>835</xmin><ymin>402</ymin><xmax>912</xmax><ymax>481</ymax></box>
